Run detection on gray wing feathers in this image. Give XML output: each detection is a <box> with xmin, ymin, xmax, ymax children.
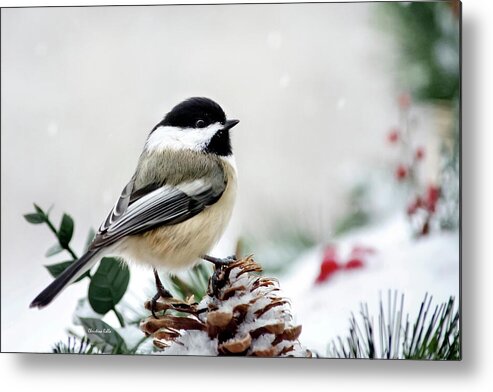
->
<box><xmin>92</xmin><ymin>177</ymin><xmax>225</xmax><ymax>249</ymax></box>
<box><xmin>99</xmin><ymin>176</ymin><xmax>135</xmax><ymax>232</ymax></box>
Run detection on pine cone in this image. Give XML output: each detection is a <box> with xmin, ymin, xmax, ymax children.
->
<box><xmin>140</xmin><ymin>256</ymin><xmax>311</xmax><ymax>357</ymax></box>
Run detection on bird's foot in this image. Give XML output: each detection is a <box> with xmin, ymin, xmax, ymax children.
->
<box><xmin>204</xmin><ymin>255</ymin><xmax>240</xmax><ymax>297</ymax></box>
<box><xmin>202</xmin><ymin>254</ymin><xmax>237</xmax><ymax>268</ymax></box>
<box><xmin>151</xmin><ymin>269</ymin><xmax>172</xmax><ymax>319</ymax></box>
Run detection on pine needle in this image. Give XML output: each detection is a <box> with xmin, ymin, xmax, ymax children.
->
<box><xmin>328</xmin><ymin>291</ymin><xmax>460</xmax><ymax>360</ymax></box>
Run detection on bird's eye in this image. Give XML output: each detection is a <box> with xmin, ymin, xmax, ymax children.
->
<box><xmin>195</xmin><ymin>119</ymin><xmax>206</xmax><ymax>128</ymax></box>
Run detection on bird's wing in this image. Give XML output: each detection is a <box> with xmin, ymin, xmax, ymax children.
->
<box><xmin>92</xmin><ymin>176</ymin><xmax>225</xmax><ymax>249</ymax></box>
<box><xmin>99</xmin><ymin>176</ymin><xmax>136</xmax><ymax>233</ymax></box>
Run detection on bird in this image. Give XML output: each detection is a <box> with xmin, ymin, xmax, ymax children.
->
<box><xmin>30</xmin><ymin>97</ymin><xmax>240</xmax><ymax>315</ymax></box>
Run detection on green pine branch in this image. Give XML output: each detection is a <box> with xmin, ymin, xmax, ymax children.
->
<box><xmin>328</xmin><ymin>292</ymin><xmax>460</xmax><ymax>360</ymax></box>
<box><xmin>53</xmin><ymin>336</ymin><xmax>101</xmax><ymax>354</ymax></box>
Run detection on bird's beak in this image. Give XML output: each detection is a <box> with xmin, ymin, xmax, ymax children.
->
<box><xmin>222</xmin><ymin>119</ymin><xmax>240</xmax><ymax>131</ymax></box>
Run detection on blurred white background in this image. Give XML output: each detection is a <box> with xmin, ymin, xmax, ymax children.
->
<box><xmin>1</xmin><ymin>3</ymin><xmax>447</xmax><ymax>353</ymax></box>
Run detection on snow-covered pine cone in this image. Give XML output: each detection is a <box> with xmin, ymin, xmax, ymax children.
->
<box><xmin>140</xmin><ymin>256</ymin><xmax>311</xmax><ymax>357</ymax></box>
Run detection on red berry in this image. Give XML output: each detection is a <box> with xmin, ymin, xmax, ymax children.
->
<box><xmin>415</xmin><ymin>147</ymin><xmax>425</xmax><ymax>160</ymax></box>
<box><xmin>387</xmin><ymin>129</ymin><xmax>399</xmax><ymax>143</ymax></box>
<box><xmin>315</xmin><ymin>274</ymin><xmax>326</xmax><ymax>284</ymax></box>
<box><xmin>315</xmin><ymin>259</ymin><xmax>340</xmax><ymax>284</ymax></box>
<box><xmin>321</xmin><ymin>260</ymin><xmax>339</xmax><ymax>275</ymax></box>
<box><xmin>345</xmin><ymin>258</ymin><xmax>364</xmax><ymax>270</ymax></box>
<box><xmin>395</xmin><ymin>165</ymin><xmax>408</xmax><ymax>181</ymax></box>
<box><xmin>398</xmin><ymin>93</ymin><xmax>411</xmax><ymax>109</ymax></box>
<box><xmin>426</xmin><ymin>185</ymin><xmax>440</xmax><ymax>212</ymax></box>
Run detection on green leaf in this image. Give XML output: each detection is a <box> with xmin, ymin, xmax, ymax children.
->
<box><xmin>58</xmin><ymin>213</ymin><xmax>74</xmax><ymax>247</ymax></box>
<box><xmin>45</xmin><ymin>243</ymin><xmax>64</xmax><ymax>257</ymax></box>
<box><xmin>88</xmin><ymin>257</ymin><xmax>130</xmax><ymax>315</ymax></box>
<box><xmin>79</xmin><ymin>317</ymin><xmax>128</xmax><ymax>354</ymax></box>
<box><xmin>85</xmin><ymin>227</ymin><xmax>96</xmax><ymax>252</ymax></box>
<box><xmin>33</xmin><ymin>203</ymin><xmax>45</xmax><ymax>215</ymax></box>
<box><xmin>24</xmin><ymin>212</ymin><xmax>45</xmax><ymax>224</ymax></box>
<box><xmin>45</xmin><ymin>260</ymin><xmax>89</xmax><ymax>282</ymax></box>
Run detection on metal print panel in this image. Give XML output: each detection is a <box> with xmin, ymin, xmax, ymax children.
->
<box><xmin>0</xmin><ymin>1</ymin><xmax>461</xmax><ymax>358</ymax></box>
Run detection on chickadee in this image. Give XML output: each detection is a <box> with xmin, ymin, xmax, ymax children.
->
<box><xmin>30</xmin><ymin>97</ymin><xmax>239</xmax><ymax>314</ymax></box>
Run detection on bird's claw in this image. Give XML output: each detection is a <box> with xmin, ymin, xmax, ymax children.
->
<box><xmin>151</xmin><ymin>268</ymin><xmax>172</xmax><ymax>318</ymax></box>
<box><xmin>202</xmin><ymin>254</ymin><xmax>237</xmax><ymax>268</ymax></box>
<box><xmin>151</xmin><ymin>293</ymin><xmax>160</xmax><ymax>319</ymax></box>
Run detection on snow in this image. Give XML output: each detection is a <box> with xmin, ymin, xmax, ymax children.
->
<box><xmin>156</xmin><ymin>331</ymin><xmax>218</xmax><ymax>356</ymax></box>
<box><xmin>279</xmin><ymin>213</ymin><xmax>459</xmax><ymax>356</ymax></box>
<box><xmin>116</xmin><ymin>324</ymin><xmax>145</xmax><ymax>350</ymax></box>
<box><xmin>249</xmin><ymin>334</ymin><xmax>275</xmax><ymax>353</ymax></box>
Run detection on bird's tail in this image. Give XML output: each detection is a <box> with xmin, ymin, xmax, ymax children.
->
<box><xmin>30</xmin><ymin>249</ymin><xmax>100</xmax><ymax>309</ymax></box>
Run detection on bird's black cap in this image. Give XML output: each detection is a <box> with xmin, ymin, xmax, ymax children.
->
<box><xmin>160</xmin><ymin>97</ymin><xmax>227</xmax><ymax>129</ymax></box>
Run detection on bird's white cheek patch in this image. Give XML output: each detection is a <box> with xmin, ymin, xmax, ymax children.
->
<box><xmin>145</xmin><ymin>124</ymin><xmax>222</xmax><ymax>152</ymax></box>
